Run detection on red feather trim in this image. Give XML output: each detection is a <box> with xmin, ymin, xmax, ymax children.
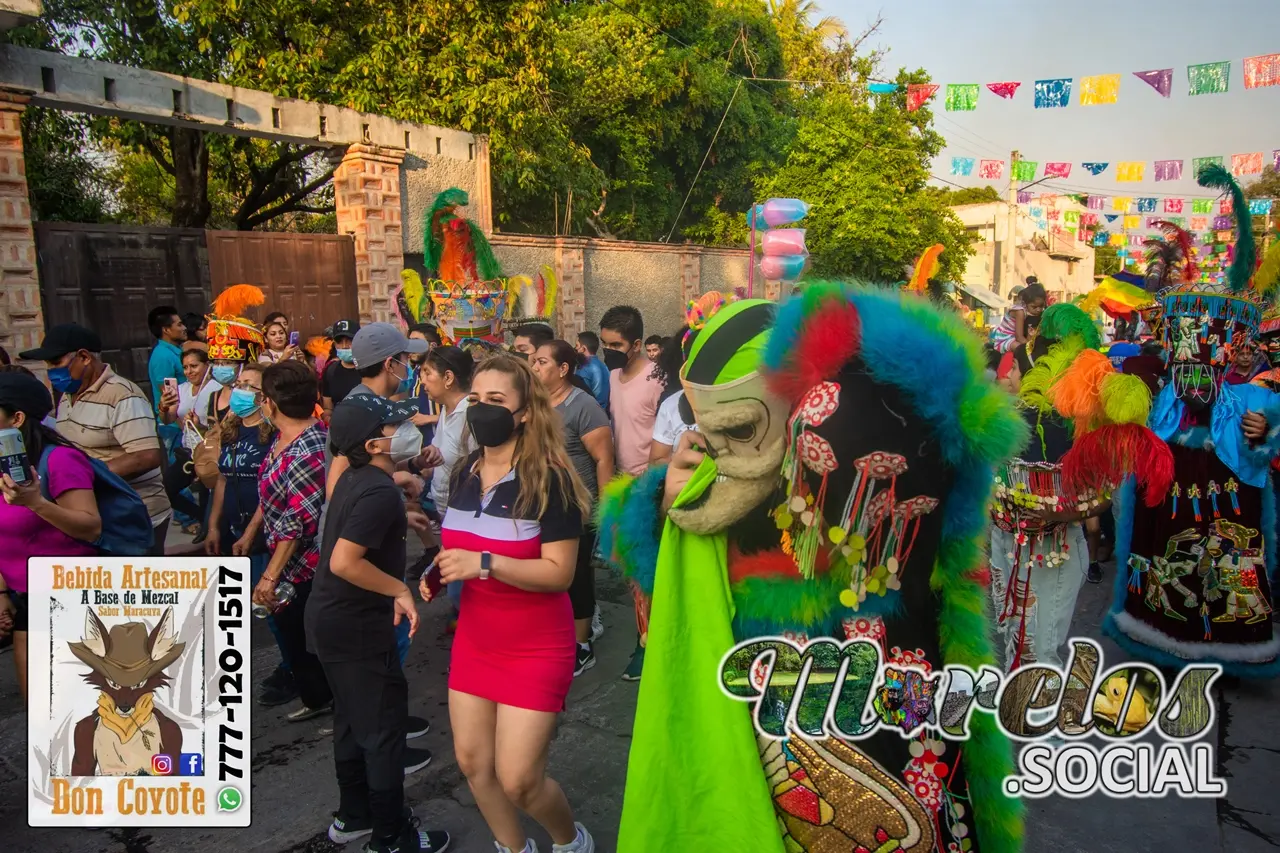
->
<box><xmin>767</xmin><ymin>299</ymin><xmax>862</xmax><ymax>402</ymax></box>
<box><xmin>1061</xmin><ymin>423</ymin><xmax>1174</xmax><ymax>508</ymax></box>
<box><xmin>1154</xmin><ymin>219</ymin><xmax>1199</xmax><ymax>283</ymax></box>
<box><xmin>727</xmin><ymin>545</ymin><xmax>829</xmax><ymax>584</ymax></box>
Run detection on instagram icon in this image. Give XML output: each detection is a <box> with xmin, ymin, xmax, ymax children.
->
<box><xmin>150</xmin><ymin>754</ymin><xmax>174</xmax><ymax>776</ymax></box>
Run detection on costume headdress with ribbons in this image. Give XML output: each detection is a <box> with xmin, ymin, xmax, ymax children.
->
<box><xmin>205</xmin><ymin>285</ymin><xmax>265</xmax><ymax>363</ymax></box>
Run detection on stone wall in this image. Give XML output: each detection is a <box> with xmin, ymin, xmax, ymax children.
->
<box><xmin>0</xmin><ymin>89</ymin><xmax>40</xmax><ymax>358</ymax></box>
<box><xmin>401</xmin><ymin>139</ymin><xmax>492</xmax><ymax>256</ymax></box>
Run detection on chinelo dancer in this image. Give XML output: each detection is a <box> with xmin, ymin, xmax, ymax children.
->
<box><xmin>598</xmin><ymin>284</ymin><xmax>1028</xmax><ymax>853</ymax></box>
<box><xmin>1078</xmin><ymin>165</ymin><xmax>1280</xmax><ymax>676</ymax></box>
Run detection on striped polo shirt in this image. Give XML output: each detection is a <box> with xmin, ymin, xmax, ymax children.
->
<box><xmin>55</xmin><ymin>365</ymin><xmax>171</xmax><ymax>523</ymax></box>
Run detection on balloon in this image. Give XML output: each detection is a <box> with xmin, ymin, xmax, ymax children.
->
<box><xmin>746</xmin><ymin>198</ymin><xmax>810</xmax><ymax>229</ymax></box>
<box><xmin>762</xmin><ymin>229</ymin><xmax>807</xmax><ymax>257</ymax></box>
<box><xmin>760</xmin><ymin>254</ymin><xmax>808</xmax><ymax>281</ymax></box>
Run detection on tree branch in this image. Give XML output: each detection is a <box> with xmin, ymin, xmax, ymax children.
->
<box><xmin>139</xmin><ymin>129</ymin><xmax>175</xmax><ymax>176</ymax></box>
<box><xmin>239</xmin><ymin>163</ymin><xmax>339</xmax><ymax>230</ymax></box>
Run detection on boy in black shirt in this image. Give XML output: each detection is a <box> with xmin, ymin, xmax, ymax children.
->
<box><xmin>307</xmin><ymin>394</ymin><xmax>450</xmax><ymax>853</ymax></box>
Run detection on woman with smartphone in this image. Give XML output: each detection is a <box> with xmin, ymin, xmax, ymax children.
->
<box><xmin>260</xmin><ymin>318</ymin><xmax>301</xmax><ymax>365</ymax></box>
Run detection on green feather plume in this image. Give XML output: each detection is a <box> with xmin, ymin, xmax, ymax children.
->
<box><xmin>1038</xmin><ymin>303</ymin><xmax>1101</xmax><ymax>350</ymax></box>
<box><xmin>1018</xmin><ymin>334</ymin><xmax>1086</xmax><ymax>414</ymax></box>
<box><xmin>1197</xmin><ymin>164</ymin><xmax>1254</xmax><ymax>293</ymax></box>
<box><xmin>1100</xmin><ymin>373</ymin><xmax>1152</xmax><ymax>426</ymax></box>
<box><xmin>1255</xmin><ymin>240</ymin><xmax>1280</xmax><ymax>299</ymax></box>
<box><xmin>424</xmin><ymin>188</ymin><xmax>470</xmax><ymax>276</ymax></box>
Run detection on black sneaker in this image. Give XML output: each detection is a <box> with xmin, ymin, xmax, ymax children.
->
<box><xmin>405</xmin><ymin>715</ymin><xmax>429</xmax><ymax>739</ymax></box>
<box><xmin>329</xmin><ymin>805</ymin><xmax>416</xmax><ymax>844</ymax></box>
<box><xmin>286</xmin><ymin>701</ymin><xmax>333</xmax><ymax>722</ymax></box>
<box><xmin>365</xmin><ymin>816</ymin><xmax>450</xmax><ymax>853</ymax></box>
<box><xmin>1086</xmin><ymin>563</ymin><xmax>1103</xmax><ymax>584</ymax></box>
<box><xmin>403</xmin><ymin>747</ymin><xmax>432</xmax><ymax>776</ymax></box>
<box><xmin>574</xmin><ymin>643</ymin><xmax>596</xmax><ymax>677</ymax></box>
<box><xmin>259</xmin><ymin>667</ymin><xmax>299</xmax><ymax>707</ymax></box>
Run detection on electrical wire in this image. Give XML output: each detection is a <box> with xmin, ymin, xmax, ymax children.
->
<box><xmin>665</xmin><ymin>79</ymin><xmax>743</xmax><ymax>242</ymax></box>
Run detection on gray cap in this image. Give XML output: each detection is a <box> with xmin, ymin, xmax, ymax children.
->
<box><xmin>351</xmin><ymin>322</ymin><xmax>428</xmax><ymax>368</ymax></box>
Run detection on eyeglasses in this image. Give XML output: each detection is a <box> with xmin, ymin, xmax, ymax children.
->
<box><xmin>232</xmin><ymin>382</ymin><xmax>261</xmax><ymax>392</ymax></box>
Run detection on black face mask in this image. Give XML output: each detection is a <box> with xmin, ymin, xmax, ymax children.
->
<box><xmin>467</xmin><ymin>401</ymin><xmax>519</xmax><ymax>447</ymax></box>
<box><xmin>601</xmin><ymin>348</ymin><xmax>628</xmax><ymax>372</ymax></box>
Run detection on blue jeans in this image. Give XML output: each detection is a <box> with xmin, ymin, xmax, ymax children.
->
<box><xmin>395</xmin><ymin>616</ymin><xmax>411</xmax><ymax>666</ymax></box>
<box><xmin>250</xmin><ymin>552</ymin><xmax>292</xmax><ymax>671</ymax></box>
<box><xmin>446</xmin><ymin>581</ymin><xmax>462</xmax><ymax>608</ymax></box>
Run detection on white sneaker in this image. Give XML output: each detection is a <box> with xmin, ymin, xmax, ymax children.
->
<box><xmin>494</xmin><ymin>842</ymin><xmax>537</xmax><ymax>853</ymax></box>
<box><xmin>552</xmin><ymin>824</ymin><xmax>595</xmax><ymax>853</ymax></box>
<box><xmin>590</xmin><ymin>606</ymin><xmax>604</xmax><ymax>642</ymax></box>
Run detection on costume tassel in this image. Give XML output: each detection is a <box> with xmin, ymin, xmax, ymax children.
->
<box><xmin>1060</xmin><ymin>423</ymin><xmax>1175</xmax><ymax>508</ymax></box>
<box><xmin>1127</xmin><ymin>556</ymin><xmax>1146</xmax><ymax>593</ymax></box>
<box><xmin>1201</xmin><ymin>602</ymin><xmax>1211</xmax><ymax>640</ymax></box>
<box><xmin>1170</xmin><ymin>483</ymin><xmax>1180</xmax><ymax>519</ymax></box>
<box><xmin>1227</xmin><ymin>479</ymin><xmax>1241</xmax><ymax>515</ymax></box>
<box><xmin>1188</xmin><ymin>484</ymin><xmax>1202</xmax><ymax>522</ymax></box>
<box><xmin>1209</xmin><ymin>481</ymin><xmax>1221</xmax><ymax>519</ymax></box>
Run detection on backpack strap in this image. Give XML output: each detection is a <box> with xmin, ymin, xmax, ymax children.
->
<box><xmin>37</xmin><ymin>445</ymin><xmax>53</xmax><ymax>502</ymax></box>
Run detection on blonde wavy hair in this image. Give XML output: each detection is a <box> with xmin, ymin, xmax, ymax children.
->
<box><xmin>217</xmin><ymin>362</ymin><xmax>273</xmax><ymax>444</ymax></box>
<box><xmin>470</xmin><ymin>353</ymin><xmax>592</xmax><ymax>521</ymax></box>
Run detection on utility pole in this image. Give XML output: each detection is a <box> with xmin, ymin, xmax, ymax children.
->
<box><xmin>1003</xmin><ymin>149</ymin><xmax>1019</xmax><ymax>298</ymax></box>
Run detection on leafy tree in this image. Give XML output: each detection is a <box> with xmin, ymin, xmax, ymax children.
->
<box><xmin>20</xmin><ymin>107</ymin><xmax>113</xmax><ymax>222</ymax></box>
<box><xmin>932</xmin><ymin>185</ymin><xmax>1001</xmax><ymax>206</ymax></box>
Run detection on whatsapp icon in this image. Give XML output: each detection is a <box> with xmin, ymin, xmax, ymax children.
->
<box><xmin>216</xmin><ymin>786</ymin><xmax>243</xmax><ymax>812</ymax></box>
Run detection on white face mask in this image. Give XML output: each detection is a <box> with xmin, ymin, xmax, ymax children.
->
<box><xmin>376</xmin><ymin>420</ymin><xmax>424</xmax><ymax>464</ymax></box>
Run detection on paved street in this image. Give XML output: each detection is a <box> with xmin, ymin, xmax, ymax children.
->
<box><xmin>2</xmin><ymin>554</ymin><xmax>1278</xmax><ymax>853</ymax></box>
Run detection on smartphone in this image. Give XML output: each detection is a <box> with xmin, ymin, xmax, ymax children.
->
<box><xmin>163</xmin><ymin>377</ymin><xmax>179</xmax><ymax>397</ymax></box>
<box><xmin>289</xmin><ymin>331</ymin><xmax>300</xmax><ymax>347</ymax></box>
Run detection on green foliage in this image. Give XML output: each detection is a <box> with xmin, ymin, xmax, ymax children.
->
<box><xmin>20</xmin><ymin>107</ymin><xmax>113</xmax><ymax>223</ymax></box>
<box><xmin>933</xmin><ymin>185</ymin><xmax>1002</xmax><ymax>206</ymax></box>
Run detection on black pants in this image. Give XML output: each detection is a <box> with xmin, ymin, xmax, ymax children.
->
<box><xmin>164</xmin><ymin>448</ymin><xmax>207</xmax><ymax>522</ymax></box>
<box><xmin>270</xmin><ymin>579</ymin><xmax>333</xmax><ymax>709</ymax></box>
<box><xmin>568</xmin><ymin>526</ymin><xmax>597</xmax><ymax>621</ymax></box>
<box><xmin>149</xmin><ymin>519</ymin><xmax>170</xmax><ymax>557</ymax></box>
<box><xmin>323</xmin><ymin>651</ymin><xmax>408</xmax><ymax>842</ymax></box>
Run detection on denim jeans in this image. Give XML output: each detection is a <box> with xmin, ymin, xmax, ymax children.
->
<box><xmin>394</xmin><ymin>616</ymin><xmax>411</xmax><ymax>667</ymax></box>
<box><xmin>988</xmin><ymin>523</ymin><xmax>1088</xmax><ymax>671</ymax></box>
<box><xmin>250</xmin><ymin>552</ymin><xmax>291</xmax><ymax>671</ymax></box>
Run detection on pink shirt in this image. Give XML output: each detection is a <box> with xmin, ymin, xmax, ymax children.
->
<box><xmin>610</xmin><ymin>364</ymin><xmax>662</xmax><ymax>475</ymax></box>
<box><xmin>0</xmin><ymin>446</ymin><xmax>98</xmax><ymax>592</ymax></box>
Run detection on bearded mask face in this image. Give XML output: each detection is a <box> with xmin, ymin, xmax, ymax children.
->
<box><xmin>669</xmin><ymin>370</ymin><xmax>791</xmax><ymax>534</ymax></box>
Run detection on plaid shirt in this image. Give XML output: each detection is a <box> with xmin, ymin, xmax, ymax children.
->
<box><xmin>259</xmin><ymin>423</ymin><xmax>328</xmax><ymax>583</ymax></box>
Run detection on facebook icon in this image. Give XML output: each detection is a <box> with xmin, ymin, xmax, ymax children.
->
<box><xmin>179</xmin><ymin>753</ymin><xmax>204</xmax><ymax>776</ymax></box>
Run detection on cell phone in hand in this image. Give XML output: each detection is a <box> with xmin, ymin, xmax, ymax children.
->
<box><xmin>163</xmin><ymin>377</ymin><xmax>179</xmax><ymax>396</ymax></box>
<box><xmin>289</xmin><ymin>331</ymin><xmax>300</xmax><ymax>347</ymax></box>
<box><xmin>421</xmin><ymin>555</ymin><xmax>443</xmax><ymax>600</ymax></box>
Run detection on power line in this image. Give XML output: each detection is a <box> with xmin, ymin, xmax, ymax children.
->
<box><xmin>665</xmin><ymin>79</ymin><xmax>743</xmax><ymax>242</ymax></box>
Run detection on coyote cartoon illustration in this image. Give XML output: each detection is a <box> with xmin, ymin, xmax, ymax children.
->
<box><xmin>68</xmin><ymin>607</ymin><xmax>186</xmax><ymax>776</ymax></box>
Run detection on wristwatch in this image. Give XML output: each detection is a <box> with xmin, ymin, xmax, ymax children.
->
<box><xmin>479</xmin><ymin>551</ymin><xmax>492</xmax><ymax>580</ymax></box>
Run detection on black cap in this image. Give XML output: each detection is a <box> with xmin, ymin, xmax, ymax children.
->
<box><xmin>329</xmin><ymin>393</ymin><xmax>418</xmax><ymax>457</ymax></box>
<box><xmin>0</xmin><ymin>371</ymin><xmax>54</xmax><ymax>423</ymax></box>
<box><xmin>332</xmin><ymin>319</ymin><xmax>360</xmax><ymax>340</ymax></box>
<box><xmin>19</xmin><ymin>323</ymin><xmax>103</xmax><ymax>362</ymax></box>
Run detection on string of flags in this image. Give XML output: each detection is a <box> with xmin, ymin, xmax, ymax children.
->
<box><xmin>879</xmin><ymin>53</ymin><xmax>1280</xmax><ymax>111</ymax></box>
<box><xmin>950</xmin><ymin>151</ymin><xmax>1280</xmax><ymax>182</ymax></box>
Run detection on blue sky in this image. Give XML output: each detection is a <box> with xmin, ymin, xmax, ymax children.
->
<box><xmin>818</xmin><ymin>0</ymin><xmax>1280</xmax><ymax>202</ymax></box>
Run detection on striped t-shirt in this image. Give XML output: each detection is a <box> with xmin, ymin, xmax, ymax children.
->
<box><xmin>55</xmin><ymin>366</ymin><xmax>171</xmax><ymax>523</ymax></box>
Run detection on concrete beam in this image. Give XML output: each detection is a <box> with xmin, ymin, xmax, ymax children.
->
<box><xmin>0</xmin><ymin>1</ymin><xmax>40</xmax><ymax>34</ymax></box>
<box><xmin>0</xmin><ymin>45</ymin><xmax>477</xmax><ymax>162</ymax></box>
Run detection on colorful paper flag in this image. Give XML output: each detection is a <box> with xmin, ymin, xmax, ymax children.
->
<box><xmin>986</xmin><ymin>81</ymin><xmax>1021</xmax><ymax>99</ymax></box>
<box><xmin>1164</xmin><ymin>198</ymin><xmax>1184</xmax><ymax>214</ymax></box>
<box><xmin>1130</xmin><ymin>235</ymin><xmax>1145</xmax><ymax>246</ymax></box>
<box><xmin>1017</xmin><ymin>191</ymin><xmax>1032</xmax><ymax>204</ymax></box>
<box><xmin>1081</xmin><ymin>212</ymin><xmax>1099</xmax><ymax>226</ymax></box>
<box><xmin>1122</xmin><ymin>214</ymin><xmax>1140</xmax><ymax>229</ymax></box>
<box><xmin>1146</xmin><ymin>217</ymin><xmax>1163</xmax><ymax>229</ymax></box>
<box><xmin>1064</xmin><ymin>210</ymin><xmax>1080</xmax><ymax>224</ymax></box>
<box><xmin>951</xmin><ymin>156</ymin><xmax>976</xmax><ymax>177</ymax></box>
<box><xmin>868</xmin><ymin>82</ymin><xmax>900</xmax><ymax>94</ymax></box>
<box><xmin>1133</xmin><ymin>69</ymin><xmax>1173</xmax><ymax>98</ymax></box>
<box><xmin>1220</xmin><ymin>197</ymin><xmax>1233</xmax><ymax>215</ymax></box>
<box><xmin>906</xmin><ymin>84</ymin><xmax>939</xmax><ymax>112</ymax></box>
<box><xmin>1231</xmin><ymin>152</ymin><xmax>1263</xmax><ymax>176</ymax></box>
<box><xmin>1093</xmin><ymin>233</ymin><xmax>1107</xmax><ymax>247</ymax></box>
<box><xmin>1087</xmin><ymin>195</ymin><xmax>1105</xmax><ymax>210</ymax></box>
<box><xmin>1188</xmin><ymin>62</ymin><xmax>1230</xmax><ymax>95</ymax></box>
<box><xmin>1116</xmin><ymin>162</ymin><xmax>1145</xmax><ymax>182</ymax></box>
<box><xmin>1012</xmin><ymin>160</ymin><xmax>1038</xmax><ymax>182</ymax></box>
<box><xmin>1079</xmin><ymin>74</ymin><xmax>1121</xmax><ymax>105</ymax></box>
<box><xmin>945</xmin><ymin>84</ymin><xmax>979</xmax><ymax>111</ymax></box>
<box><xmin>1154</xmin><ymin>160</ymin><xmax>1183</xmax><ymax>182</ymax></box>
<box><xmin>1191</xmin><ymin>216</ymin><xmax>1209</xmax><ymax>230</ymax></box>
<box><xmin>1082</xmin><ymin>162</ymin><xmax>1109</xmax><ymax>176</ymax></box>
<box><xmin>1110</xmin><ymin>233</ymin><xmax>1128</xmax><ymax>247</ymax></box>
<box><xmin>1044</xmin><ymin>162</ymin><xmax>1072</xmax><ymax>178</ymax></box>
<box><xmin>1047</xmin><ymin>209</ymin><xmax>1061</xmax><ymax>221</ymax></box>
<box><xmin>1250</xmin><ymin>199</ymin><xmax>1274</xmax><ymax>215</ymax></box>
<box><xmin>1193</xmin><ymin>156</ymin><xmax>1223</xmax><ymax>177</ymax></box>
<box><xmin>978</xmin><ymin>159</ymin><xmax>1003</xmax><ymax>179</ymax></box>
<box><xmin>1243</xmin><ymin>54</ymin><xmax>1280</xmax><ymax>89</ymax></box>
<box><xmin>1104</xmin><ymin>214</ymin><xmax>1120</xmax><ymax>223</ymax></box>
<box><xmin>1192</xmin><ymin>198</ymin><xmax>1213</xmax><ymax>214</ymax></box>
<box><xmin>1112</xmin><ymin>197</ymin><xmax>1133</xmax><ymax>212</ymax></box>
<box><xmin>1213</xmin><ymin>215</ymin><xmax>1233</xmax><ymax>229</ymax></box>
<box><xmin>1034</xmin><ymin>78</ymin><xmax>1072</xmax><ymax>108</ymax></box>
<box><xmin>1167</xmin><ymin>216</ymin><xmax>1185</xmax><ymax>227</ymax></box>
<box><xmin>1136</xmin><ymin>197</ymin><xmax>1157</xmax><ymax>213</ymax></box>
<box><xmin>1030</xmin><ymin>206</ymin><xmax>1045</xmax><ymax>220</ymax></box>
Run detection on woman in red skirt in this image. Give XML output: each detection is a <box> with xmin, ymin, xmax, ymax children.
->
<box><xmin>424</xmin><ymin>354</ymin><xmax>596</xmax><ymax>853</ymax></box>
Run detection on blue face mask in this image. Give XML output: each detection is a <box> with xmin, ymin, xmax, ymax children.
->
<box><xmin>211</xmin><ymin>365</ymin><xmax>239</xmax><ymax>385</ymax></box>
<box><xmin>395</xmin><ymin>360</ymin><xmax>414</xmax><ymax>396</ymax></box>
<box><xmin>229</xmin><ymin>388</ymin><xmax>260</xmax><ymax>418</ymax></box>
<box><xmin>48</xmin><ymin>365</ymin><xmax>82</xmax><ymax>395</ymax></box>
<box><xmin>336</xmin><ymin>348</ymin><xmax>354</xmax><ymax>364</ymax></box>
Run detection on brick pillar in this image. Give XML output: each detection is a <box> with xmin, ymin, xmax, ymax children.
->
<box><xmin>679</xmin><ymin>247</ymin><xmax>702</xmax><ymax>306</ymax></box>
<box><xmin>334</xmin><ymin>144</ymin><xmax>405</xmax><ymax>325</ymax></box>
<box><xmin>471</xmin><ymin>135</ymin><xmax>493</xmax><ymax>235</ymax></box>
<box><xmin>0</xmin><ymin>90</ymin><xmax>41</xmax><ymax>361</ymax></box>
<box><xmin>554</xmin><ymin>237</ymin><xmax>587</xmax><ymax>339</ymax></box>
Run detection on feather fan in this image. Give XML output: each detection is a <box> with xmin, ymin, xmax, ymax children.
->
<box><xmin>304</xmin><ymin>336</ymin><xmax>331</xmax><ymax>359</ymax></box>
<box><xmin>212</xmin><ymin>284</ymin><xmax>265</xmax><ymax>319</ymax></box>
<box><xmin>1254</xmin><ymin>240</ymin><xmax>1280</xmax><ymax>299</ymax></box>
<box><xmin>906</xmin><ymin>244</ymin><xmax>944</xmax><ymax>294</ymax></box>
<box><xmin>1197</xmin><ymin>164</ymin><xmax>1254</xmax><ymax>293</ymax></box>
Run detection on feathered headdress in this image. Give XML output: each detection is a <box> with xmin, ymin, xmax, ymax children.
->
<box><xmin>394</xmin><ymin>269</ymin><xmax>431</xmax><ymax>328</ymax></box>
<box><xmin>506</xmin><ymin>265</ymin><xmax>560</xmax><ymax>325</ymax></box>
<box><xmin>206</xmin><ymin>285</ymin><xmax>265</xmax><ymax>363</ymax></box>
<box><xmin>1197</xmin><ymin>164</ymin><xmax>1254</xmax><ymax>294</ymax></box>
<box><xmin>903</xmin><ymin>244</ymin><xmax>944</xmax><ymax>295</ymax></box>
<box><xmin>1142</xmin><ymin>220</ymin><xmax>1198</xmax><ymax>289</ymax></box>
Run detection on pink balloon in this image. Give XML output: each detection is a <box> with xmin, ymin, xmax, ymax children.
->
<box><xmin>762</xmin><ymin>229</ymin><xmax>807</xmax><ymax>257</ymax></box>
<box><xmin>760</xmin><ymin>254</ymin><xmax>808</xmax><ymax>281</ymax></box>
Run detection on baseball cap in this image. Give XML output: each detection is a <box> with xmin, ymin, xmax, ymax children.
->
<box><xmin>0</xmin><ymin>371</ymin><xmax>54</xmax><ymax>423</ymax></box>
<box><xmin>329</xmin><ymin>393</ymin><xmax>419</xmax><ymax>457</ymax></box>
<box><xmin>351</xmin><ymin>322</ymin><xmax>428</xmax><ymax>369</ymax></box>
<box><xmin>331</xmin><ymin>319</ymin><xmax>360</xmax><ymax>339</ymax></box>
<box><xmin>19</xmin><ymin>323</ymin><xmax>103</xmax><ymax>362</ymax></box>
